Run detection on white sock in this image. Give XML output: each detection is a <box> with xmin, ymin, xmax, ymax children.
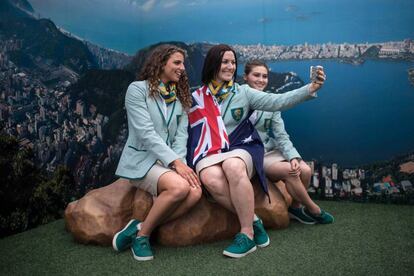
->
<box><xmin>254</xmin><ymin>214</ymin><xmax>259</xmax><ymax>222</ymax></box>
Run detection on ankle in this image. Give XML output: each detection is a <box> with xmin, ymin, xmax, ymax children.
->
<box><xmin>307</xmin><ymin>206</ymin><xmax>321</xmax><ymax>216</ymax></box>
<box><xmin>137</xmin><ymin>229</ymin><xmax>150</xmax><ymax>238</ymax></box>
<box><xmin>240</xmin><ymin>228</ymin><xmax>254</xmax><ymax>240</ymax></box>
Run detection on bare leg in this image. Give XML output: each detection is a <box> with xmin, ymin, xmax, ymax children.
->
<box><xmin>299</xmin><ymin>161</ymin><xmax>312</xmax><ymax>189</ymax></box>
<box><xmin>138</xmin><ymin>172</ymin><xmax>191</xmax><ymax>236</ymax></box>
<box><xmin>200</xmin><ymin>165</ymin><xmax>236</xmax><ymax>213</ymax></box>
<box><xmin>161</xmin><ymin>185</ymin><xmax>202</xmax><ymax>223</ymax></box>
<box><xmin>222</xmin><ymin>158</ymin><xmax>254</xmax><ymax>239</ymax></box>
<box><xmin>291</xmin><ymin>161</ymin><xmax>312</xmax><ymax>208</ymax></box>
<box><xmin>266</xmin><ymin>162</ymin><xmax>320</xmax><ymax>215</ymax></box>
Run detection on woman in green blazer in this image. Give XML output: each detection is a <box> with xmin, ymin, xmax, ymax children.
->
<box><xmin>244</xmin><ymin>60</ymin><xmax>334</xmax><ymax>225</ymax></box>
<box><xmin>113</xmin><ymin>44</ymin><xmax>201</xmax><ymax>261</ymax></box>
<box><xmin>189</xmin><ymin>44</ymin><xmax>326</xmax><ymax>258</ymax></box>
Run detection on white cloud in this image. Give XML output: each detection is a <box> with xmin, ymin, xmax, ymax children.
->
<box><xmin>140</xmin><ymin>0</ymin><xmax>157</xmax><ymax>12</ymax></box>
<box><xmin>123</xmin><ymin>0</ymin><xmax>157</xmax><ymax>12</ymax></box>
<box><xmin>163</xmin><ymin>0</ymin><xmax>179</xmax><ymax>9</ymax></box>
<box><xmin>187</xmin><ymin>0</ymin><xmax>207</xmax><ymax>7</ymax></box>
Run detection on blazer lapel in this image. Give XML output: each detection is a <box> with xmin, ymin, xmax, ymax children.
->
<box><xmin>154</xmin><ymin>96</ymin><xmax>168</xmax><ymax>126</ymax></box>
<box><xmin>221</xmin><ymin>91</ymin><xmax>235</xmax><ymax>120</ymax></box>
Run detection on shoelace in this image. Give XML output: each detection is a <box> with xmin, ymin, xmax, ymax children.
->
<box><xmin>138</xmin><ymin>238</ymin><xmax>150</xmax><ymax>249</ymax></box>
<box><xmin>235</xmin><ymin>234</ymin><xmax>247</xmax><ymax>246</ymax></box>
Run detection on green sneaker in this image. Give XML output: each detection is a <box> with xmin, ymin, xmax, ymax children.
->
<box><xmin>112</xmin><ymin>219</ymin><xmax>141</xmax><ymax>252</ymax></box>
<box><xmin>253</xmin><ymin>219</ymin><xmax>270</xmax><ymax>248</ymax></box>
<box><xmin>223</xmin><ymin>233</ymin><xmax>257</xmax><ymax>258</ymax></box>
<box><xmin>131</xmin><ymin>236</ymin><xmax>154</xmax><ymax>261</ymax></box>
<box><xmin>303</xmin><ymin>208</ymin><xmax>335</xmax><ymax>224</ymax></box>
<box><xmin>288</xmin><ymin>207</ymin><xmax>316</xmax><ymax>225</ymax></box>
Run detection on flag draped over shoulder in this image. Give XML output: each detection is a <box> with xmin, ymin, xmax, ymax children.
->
<box><xmin>186</xmin><ymin>85</ymin><xmax>230</xmax><ymax>167</ymax></box>
<box><xmin>186</xmin><ymin>85</ymin><xmax>268</xmax><ymax>195</ymax></box>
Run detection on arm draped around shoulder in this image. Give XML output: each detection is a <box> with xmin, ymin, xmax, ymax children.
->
<box><xmin>125</xmin><ymin>82</ymin><xmax>179</xmax><ymax>167</ymax></box>
<box><xmin>270</xmin><ymin>112</ymin><xmax>301</xmax><ymax>161</ymax></box>
<box><xmin>244</xmin><ymin>84</ymin><xmax>315</xmax><ymax>112</ymax></box>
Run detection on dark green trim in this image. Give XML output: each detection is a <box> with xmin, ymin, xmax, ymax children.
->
<box><xmin>128</xmin><ymin>145</ymin><xmax>147</xmax><ymax>152</ymax></box>
<box><xmin>254</xmin><ymin>111</ymin><xmax>265</xmax><ymax>127</ymax></box>
<box><xmin>154</xmin><ymin>98</ymin><xmax>167</xmax><ymax>126</ymax></box>
<box><xmin>166</xmin><ymin>101</ymin><xmax>176</xmax><ymax>127</ymax></box>
<box><xmin>222</xmin><ymin>92</ymin><xmax>235</xmax><ymax>119</ymax></box>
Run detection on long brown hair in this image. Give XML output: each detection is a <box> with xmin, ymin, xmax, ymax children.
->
<box><xmin>201</xmin><ymin>44</ymin><xmax>238</xmax><ymax>86</ymax></box>
<box><xmin>138</xmin><ymin>44</ymin><xmax>192</xmax><ymax>109</ymax></box>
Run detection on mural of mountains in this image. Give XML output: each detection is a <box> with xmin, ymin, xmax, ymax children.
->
<box><xmin>0</xmin><ymin>0</ymin><xmax>306</xmax><ymax>237</ymax></box>
<box><xmin>0</xmin><ymin>0</ymin><xmax>132</xmax><ymax>84</ymax></box>
<box><xmin>1</xmin><ymin>0</ymin><xmax>96</xmax><ymax>74</ymax></box>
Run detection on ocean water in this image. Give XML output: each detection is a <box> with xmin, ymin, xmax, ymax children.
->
<box><xmin>29</xmin><ymin>0</ymin><xmax>414</xmax><ymax>54</ymax></box>
<box><xmin>268</xmin><ymin>60</ymin><xmax>414</xmax><ymax>166</ymax></box>
<box><xmin>26</xmin><ymin>0</ymin><xmax>414</xmax><ymax>166</ymax></box>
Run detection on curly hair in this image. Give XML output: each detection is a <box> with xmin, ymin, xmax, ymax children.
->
<box><xmin>138</xmin><ymin>44</ymin><xmax>192</xmax><ymax>109</ymax></box>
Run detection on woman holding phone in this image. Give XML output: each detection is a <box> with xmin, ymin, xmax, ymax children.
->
<box><xmin>187</xmin><ymin>44</ymin><xmax>326</xmax><ymax>258</ymax></box>
<box><xmin>113</xmin><ymin>44</ymin><xmax>201</xmax><ymax>261</ymax></box>
<box><xmin>244</xmin><ymin>60</ymin><xmax>334</xmax><ymax>225</ymax></box>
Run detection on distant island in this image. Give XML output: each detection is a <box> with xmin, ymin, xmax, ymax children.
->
<box><xmin>233</xmin><ymin>40</ymin><xmax>414</xmax><ymax>64</ymax></box>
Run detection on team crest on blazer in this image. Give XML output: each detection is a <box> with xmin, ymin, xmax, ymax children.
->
<box><xmin>231</xmin><ymin>107</ymin><xmax>244</xmax><ymax>121</ymax></box>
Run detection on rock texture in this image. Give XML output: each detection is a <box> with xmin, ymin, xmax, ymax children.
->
<box><xmin>253</xmin><ymin>180</ymin><xmax>290</xmax><ymax>229</ymax></box>
<box><xmin>65</xmin><ymin>178</ymin><xmax>136</xmax><ymax>245</ymax></box>
<box><xmin>65</xmin><ymin>178</ymin><xmax>291</xmax><ymax>246</ymax></box>
<box><xmin>157</xmin><ymin>196</ymin><xmax>239</xmax><ymax>246</ymax></box>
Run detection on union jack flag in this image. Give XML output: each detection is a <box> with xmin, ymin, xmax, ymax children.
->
<box><xmin>187</xmin><ymin>86</ymin><xmax>230</xmax><ymax>167</ymax></box>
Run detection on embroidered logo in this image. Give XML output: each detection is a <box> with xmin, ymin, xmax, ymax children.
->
<box><xmin>231</xmin><ymin>107</ymin><xmax>244</xmax><ymax>122</ymax></box>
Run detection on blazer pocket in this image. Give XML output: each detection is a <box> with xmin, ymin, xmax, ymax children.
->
<box><xmin>128</xmin><ymin>145</ymin><xmax>147</xmax><ymax>152</ymax></box>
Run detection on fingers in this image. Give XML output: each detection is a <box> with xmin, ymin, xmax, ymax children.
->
<box><xmin>289</xmin><ymin>160</ymin><xmax>301</xmax><ymax>176</ymax></box>
<box><xmin>288</xmin><ymin>168</ymin><xmax>301</xmax><ymax>176</ymax></box>
<box><xmin>187</xmin><ymin>171</ymin><xmax>201</xmax><ymax>188</ymax></box>
<box><xmin>178</xmin><ymin>168</ymin><xmax>201</xmax><ymax>189</ymax></box>
<box><xmin>314</xmin><ymin>69</ymin><xmax>326</xmax><ymax>84</ymax></box>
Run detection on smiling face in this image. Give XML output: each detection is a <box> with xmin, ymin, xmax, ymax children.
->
<box><xmin>215</xmin><ymin>51</ymin><xmax>236</xmax><ymax>83</ymax></box>
<box><xmin>160</xmin><ymin>52</ymin><xmax>185</xmax><ymax>83</ymax></box>
<box><xmin>244</xmin><ymin>65</ymin><xmax>268</xmax><ymax>91</ymax></box>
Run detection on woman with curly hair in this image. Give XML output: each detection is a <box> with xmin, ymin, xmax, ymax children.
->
<box><xmin>113</xmin><ymin>44</ymin><xmax>201</xmax><ymax>261</ymax></box>
<box><xmin>187</xmin><ymin>44</ymin><xmax>326</xmax><ymax>258</ymax></box>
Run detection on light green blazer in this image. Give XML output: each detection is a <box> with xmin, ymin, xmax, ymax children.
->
<box><xmin>253</xmin><ymin>110</ymin><xmax>301</xmax><ymax>161</ymax></box>
<box><xmin>218</xmin><ymin>83</ymin><xmax>315</xmax><ymax>134</ymax></box>
<box><xmin>115</xmin><ymin>81</ymin><xmax>188</xmax><ymax>179</ymax></box>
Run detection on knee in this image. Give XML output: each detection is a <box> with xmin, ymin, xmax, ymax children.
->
<box><xmin>187</xmin><ymin>186</ymin><xmax>202</xmax><ymax>205</ymax></box>
<box><xmin>222</xmin><ymin>158</ymin><xmax>246</xmax><ymax>178</ymax></box>
<box><xmin>301</xmin><ymin>163</ymin><xmax>312</xmax><ymax>176</ymax></box>
<box><xmin>200</xmin><ymin>170</ymin><xmax>225</xmax><ymax>193</ymax></box>
<box><xmin>165</xmin><ymin>179</ymin><xmax>191</xmax><ymax>201</ymax></box>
